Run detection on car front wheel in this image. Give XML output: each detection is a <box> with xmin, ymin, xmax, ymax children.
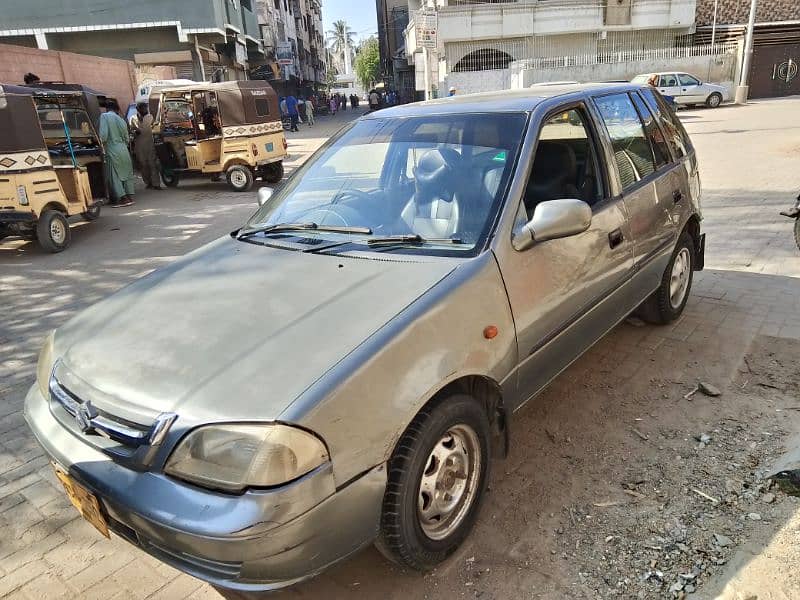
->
<box><xmin>706</xmin><ymin>92</ymin><xmax>722</xmax><ymax>108</ymax></box>
<box><xmin>638</xmin><ymin>231</ymin><xmax>695</xmax><ymax>324</ymax></box>
<box><xmin>376</xmin><ymin>394</ymin><xmax>490</xmax><ymax>570</ymax></box>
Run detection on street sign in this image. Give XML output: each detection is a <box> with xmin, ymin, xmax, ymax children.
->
<box><xmin>416</xmin><ymin>9</ymin><xmax>437</xmax><ymax>49</ymax></box>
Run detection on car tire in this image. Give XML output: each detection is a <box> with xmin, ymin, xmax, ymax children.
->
<box><xmin>706</xmin><ymin>93</ymin><xmax>722</xmax><ymax>108</ymax></box>
<box><xmin>375</xmin><ymin>394</ymin><xmax>491</xmax><ymax>570</ymax></box>
<box><xmin>36</xmin><ymin>210</ymin><xmax>71</xmax><ymax>253</ymax></box>
<box><xmin>161</xmin><ymin>168</ymin><xmax>180</xmax><ymax>188</ymax></box>
<box><xmin>261</xmin><ymin>161</ymin><xmax>284</xmax><ymax>184</ymax></box>
<box><xmin>638</xmin><ymin>231</ymin><xmax>695</xmax><ymax>325</ymax></box>
<box><xmin>81</xmin><ymin>203</ymin><xmax>101</xmax><ymax>222</ymax></box>
<box><xmin>226</xmin><ymin>165</ymin><xmax>254</xmax><ymax>192</ymax></box>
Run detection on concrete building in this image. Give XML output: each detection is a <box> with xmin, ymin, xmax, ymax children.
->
<box><xmin>0</xmin><ymin>0</ymin><xmax>264</xmax><ymax>81</ymax></box>
<box><xmin>404</xmin><ymin>0</ymin><xmax>699</xmax><ymax>96</ymax></box>
<box><xmin>694</xmin><ymin>0</ymin><xmax>800</xmax><ymax>98</ymax></box>
<box><xmin>254</xmin><ymin>0</ymin><xmax>328</xmax><ymax>94</ymax></box>
<box><xmin>377</xmin><ymin>0</ymin><xmax>414</xmax><ymax>100</ymax></box>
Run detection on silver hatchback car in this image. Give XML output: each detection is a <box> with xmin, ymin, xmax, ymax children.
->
<box><xmin>632</xmin><ymin>72</ymin><xmax>730</xmax><ymax>108</ymax></box>
<box><xmin>26</xmin><ymin>83</ymin><xmax>704</xmax><ymax>591</ymax></box>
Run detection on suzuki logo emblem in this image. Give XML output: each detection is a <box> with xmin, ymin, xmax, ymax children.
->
<box><xmin>75</xmin><ymin>401</ymin><xmax>99</xmax><ymax>433</ymax></box>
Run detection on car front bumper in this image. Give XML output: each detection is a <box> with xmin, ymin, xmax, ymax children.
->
<box><xmin>23</xmin><ymin>384</ymin><xmax>386</xmax><ymax>591</ymax></box>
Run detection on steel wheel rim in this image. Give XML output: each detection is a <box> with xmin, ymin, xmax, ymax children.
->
<box><xmin>709</xmin><ymin>94</ymin><xmax>720</xmax><ymax>107</ymax></box>
<box><xmin>417</xmin><ymin>424</ymin><xmax>481</xmax><ymax>541</ymax></box>
<box><xmin>669</xmin><ymin>247</ymin><xmax>691</xmax><ymax>308</ymax></box>
<box><xmin>50</xmin><ymin>219</ymin><xmax>66</xmax><ymax>245</ymax></box>
<box><xmin>230</xmin><ymin>169</ymin><xmax>247</xmax><ymax>188</ymax></box>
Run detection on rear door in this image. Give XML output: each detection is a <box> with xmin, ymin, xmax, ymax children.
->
<box><xmin>657</xmin><ymin>73</ymin><xmax>682</xmax><ymax>103</ymax></box>
<box><xmin>591</xmin><ymin>92</ymin><xmax>676</xmax><ymax>299</ymax></box>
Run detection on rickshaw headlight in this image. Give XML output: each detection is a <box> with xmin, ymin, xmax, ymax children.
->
<box><xmin>17</xmin><ymin>185</ymin><xmax>29</xmax><ymax>206</ymax></box>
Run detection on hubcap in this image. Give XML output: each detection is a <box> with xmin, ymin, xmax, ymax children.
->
<box><xmin>669</xmin><ymin>247</ymin><xmax>691</xmax><ymax>308</ymax></box>
<box><xmin>710</xmin><ymin>95</ymin><xmax>720</xmax><ymax>107</ymax></box>
<box><xmin>50</xmin><ymin>219</ymin><xmax>66</xmax><ymax>245</ymax></box>
<box><xmin>417</xmin><ymin>424</ymin><xmax>481</xmax><ymax>541</ymax></box>
<box><xmin>230</xmin><ymin>170</ymin><xmax>247</xmax><ymax>187</ymax></box>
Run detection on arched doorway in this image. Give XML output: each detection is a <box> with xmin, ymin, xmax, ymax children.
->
<box><xmin>453</xmin><ymin>48</ymin><xmax>514</xmax><ymax>72</ymax></box>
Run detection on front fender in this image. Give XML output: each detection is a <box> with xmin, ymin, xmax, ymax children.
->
<box><xmin>282</xmin><ymin>251</ymin><xmax>518</xmax><ymax>487</ymax></box>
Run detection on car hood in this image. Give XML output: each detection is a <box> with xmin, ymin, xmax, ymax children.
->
<box><xmin>54</xmin><ymin>237</ymin><xmax>457</xmax><ymax>423</ymax></box>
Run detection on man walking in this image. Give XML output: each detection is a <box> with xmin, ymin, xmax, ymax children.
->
<box><xmin>99</xmin><ymin>99</ymin><xmax>136</xmax><ymax>207</ymax></box>
<box><xmin>129</xmin><ymin>103</ymin><xmax>162</xmax><ymax>190</ymax></box>
<box><xmin>285</xmin><ymin>94</ymin><xmax>299</xmax><ymax>132</ymax></box>
<box><xmin>304</xmin><ymin>97</ymin><xmax>315</xmax><ymax>126</ymax></box>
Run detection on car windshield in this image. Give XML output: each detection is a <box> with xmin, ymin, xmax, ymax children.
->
<box><xmin>243</xmin><ymin>112</ymin><xmax>528</xmax><ymax>256</ymax></box>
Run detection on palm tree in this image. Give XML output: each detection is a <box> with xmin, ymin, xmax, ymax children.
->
<box><xmin>327</xmin><ymin>20</ymin><xmax>354</xmax><ymax>72</ymax></box>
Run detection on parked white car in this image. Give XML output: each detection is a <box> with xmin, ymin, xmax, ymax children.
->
<box><xmin>631</xmin><ymin>72</ymin><xmax>729</xmax><ymax>108</ymax></box>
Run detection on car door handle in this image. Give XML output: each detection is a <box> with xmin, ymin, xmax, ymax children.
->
<box><xmin>673</xmin><ymin>189</ymin><xmax>684</xmax><ymax>203</ymax></box>
<box><xmin>608</xmin><ymin>228</ymin><xmax>624</xmax><ymax>249</ymax></box>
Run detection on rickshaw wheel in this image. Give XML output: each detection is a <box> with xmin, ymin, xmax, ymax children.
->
<box><xmin>261</xmin><ymin>161</ymin><xmax>284</xmax><ymax>184</ymax></box>
<box><xmin>36</xmin><ymin>210</ymin><xmax>71</xmax><ymax>253</ymax></box>
<box><xmin>227</xmin><ymin>165</ymin><xmax>254</xmax><ymax>192</ymax></box>
<box><xmin>161</xmin><ymin>169</ymin><xmax>180</xmax><ymax>188</ymax></box>
<box><xmin>82</xmin><ymin>204</ymin><xmax>101</xmax><ymax>222</ymax></box>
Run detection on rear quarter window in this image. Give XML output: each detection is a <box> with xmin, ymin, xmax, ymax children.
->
<box><xmin>640</xmin><ymin>88</ymin><xmax>693</xmax><ymax>158</ymax></box>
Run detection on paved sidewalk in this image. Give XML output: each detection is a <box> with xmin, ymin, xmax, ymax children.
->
<box><xmin>0</xmin><ymin>98</ymin><xmax>798</xmax><ymax>600</ymax></box>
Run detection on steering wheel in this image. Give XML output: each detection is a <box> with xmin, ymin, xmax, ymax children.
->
<box><xmin>331</xmin><ymin>188</ymin><xmax>373</xmax><ymax>205</ymax></box>
<box><xmin>298</xmin><ymin>203</ymin><xmax>364</xmax><ymax>228</ymax></box>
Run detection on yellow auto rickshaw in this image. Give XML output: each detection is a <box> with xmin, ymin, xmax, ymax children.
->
<box><xmin>151</xmin><ymin>81</ymin><xmax>288</xmax><ymax>192</ymax></box>
<box><xmin>0</xmin><ymin>85</ymin><xmax>106</xmax><ymax>252</ymax></box>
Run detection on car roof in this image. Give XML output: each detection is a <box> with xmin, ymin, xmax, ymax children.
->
<box><xmin>365</xmin><ymin>82</ymin><xmax>646</xmax><ymax>118</ymax></box>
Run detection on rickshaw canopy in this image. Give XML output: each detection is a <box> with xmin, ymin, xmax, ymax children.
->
<box><xmin>155</xmin><ymin>80</ymin><xmax>280</xmax><ymax>130</ymax></box>
<box><xmin>0</xmin><ymin>86</ymin><xmax>50</xmax><ymax>154</ymax></box>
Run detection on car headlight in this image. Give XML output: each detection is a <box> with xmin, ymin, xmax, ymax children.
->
<box><xmin>36</xmin><ymin>332</ymin><xmax>55</xmax><ymax>398</ymax></box>
<box><xmin>164</xmin><ymin>423</ymin><xmax>329</xmax><ymax>493</ymax></box>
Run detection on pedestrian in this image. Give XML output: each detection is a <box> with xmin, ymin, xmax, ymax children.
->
<box><xmin>448</xmin><ymin>86</ymin><xmax>456</xmax><ymax>97</ymax></box>
<box><xmin>129</xmin><ymin>102</ymin><xmax>162</xmax><ymax>190</ymax></box>
<box><xmin>23</xmin><ymin>72</ymin><xmax>41</xmax><ymax>85</ymax></box>
<box><xmin>285</xmin><ymin>94</ymin><xmax>299</xmax><ymax>132</ymax></box>
<box><xmin>304</xmin><ymin>96</ymin><xmax>315</xmax><ymax>126</ymax></box>
<box><xmin>279</xmin><ymin>96</ymin><xmax>287</xmax><ymax>117</ymax></box>
<box><xmin>99</xmin><ymin>99</ymin><xmax>136</xmax><ymax>207</ymax></box>
<box><xmin>298</xmin><ymin>96</ymin><xmax>307</xmax><ymax>124</ymax></box>
<box><xmin>329</xmin><ymin>96</ymin><xmax>337</xmax><ymax>115</ymax></box>
<box><xmin>369</xmin><ymin>89</ymin><xmax>379</xmax><ymax>111</ymax></box>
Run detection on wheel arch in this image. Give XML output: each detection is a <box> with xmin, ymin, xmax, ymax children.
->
<box><xmin>682</xmin><ymin>213</ymin><xmax>703</xmax><ymax>269</ymax></box>
<box><xmin>39</xmin><ymin>201</ymin><xmax>69</xmax><ymax>216</ymax></box>
<box><xmin>223</xmin><ymin>158</ymin><xmax>254</xmax><ymax>171</ymax></box>
<box><xmin>406</xmin><ymin>374</ymin><xmax>508</xmax><ymax>460</ymax></box>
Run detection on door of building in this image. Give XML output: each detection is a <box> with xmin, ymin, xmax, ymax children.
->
<box><xmin>749</xmin><ymin>43</ymin><xmax>800</xmax><ymax>99</ymax></box>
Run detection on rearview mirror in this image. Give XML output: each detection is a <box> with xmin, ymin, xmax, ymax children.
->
<box><xmin>257</xmin><ymin>187</ymin><xmax>273</xmax><ymax>206</ymax></box>
<box><xmin>512</xmin><ymin>198</ymin><xmax>592</xmax><ymax>251</ymax></box>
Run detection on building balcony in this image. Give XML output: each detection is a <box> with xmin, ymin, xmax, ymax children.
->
<box><xmin>406</xmin><ymin>0</ymin><xmax>696</xmax><ymax>53</ymax></box>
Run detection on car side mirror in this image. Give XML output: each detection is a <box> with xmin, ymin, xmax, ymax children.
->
<box><xmin>512</xmin><ymin>198</ymin><xmax>592</xmax><ymax>251</ymax></box>
<box><xmin>257</xmin><ymin>187</ymin><xmax>273</xmax><ymax>206</ymax></box>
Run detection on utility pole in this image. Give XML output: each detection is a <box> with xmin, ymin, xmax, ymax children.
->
<box><xmin>710</xmin><ymin>0</ymin><xmax>718</xmax><ymax>46</ymax></box>
<box><xmin>735</xmin><ymin>0</ymin><xmax>758</xmax><ymax>104</ymax></box>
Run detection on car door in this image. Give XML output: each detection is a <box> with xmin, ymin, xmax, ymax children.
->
<box><xmin>592</xmin><ymin>91</ymin><xmax>678</xmax><ymax>301</ymax></box>
<box><xmin>677</xmin><ymin>73</ymin><xmax>704</xmax><ymax>103</ymax></box>
<box><xmin>494</xmin><ymin>102</ymin><xmax>635</xmax><ymax>411</ymax></box>
<box><xmin>657</xmin><ymin>73</ymin><xmax>682</xmax><ymax>104</ymax></box>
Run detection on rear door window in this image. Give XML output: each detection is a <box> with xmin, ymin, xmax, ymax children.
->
<box><xmin>593</xmin><ymin>93</ymin><xmax>656</xmax><ymax>190</ymax></box>
<box><xmin>630</xmin><ymin>92</ymin><xmax>671</xmax><ymax>168</ymax></box>
<box><xmin>659</xmin><ymin>74</ymin><xmax>678</xmax><ymax>87</ymax></box>
<box><xmin>640</xmin><ymin>88</ymin><xmax>692</xmax><ymax>158</ymax></box>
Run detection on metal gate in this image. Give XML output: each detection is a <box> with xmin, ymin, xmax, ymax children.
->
<box><xmin>749</xmin><ymin>43</ymin><xmax>800</xmax><ymax>99</ymax></box>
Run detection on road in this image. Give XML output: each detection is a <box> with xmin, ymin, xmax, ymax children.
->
<box><xmin>0</xmin><ymin>98</ymin><xmax>799</xmax><ymax>600</ymax></box>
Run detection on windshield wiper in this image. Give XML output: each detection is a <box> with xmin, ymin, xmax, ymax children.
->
<box><xmin>237</xmin><ymin>222</ymin><xmax>372</xmax><ymax>240</ymax></box>
<box><xmin>366</xmin><ymin>234</ymin><xmax>464</xmax><ymax>246</ymax></box>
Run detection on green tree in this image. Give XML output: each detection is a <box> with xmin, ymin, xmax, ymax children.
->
<box><xmin>354</xmin><ymin>37</ymin><xmax>380</xmax><ymax>90</ymax></box>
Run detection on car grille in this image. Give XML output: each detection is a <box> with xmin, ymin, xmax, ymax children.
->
<box><xmin>48</xmin><ymin>370</ymin><xmax>176</xmax><ymax>450</ymax></box>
